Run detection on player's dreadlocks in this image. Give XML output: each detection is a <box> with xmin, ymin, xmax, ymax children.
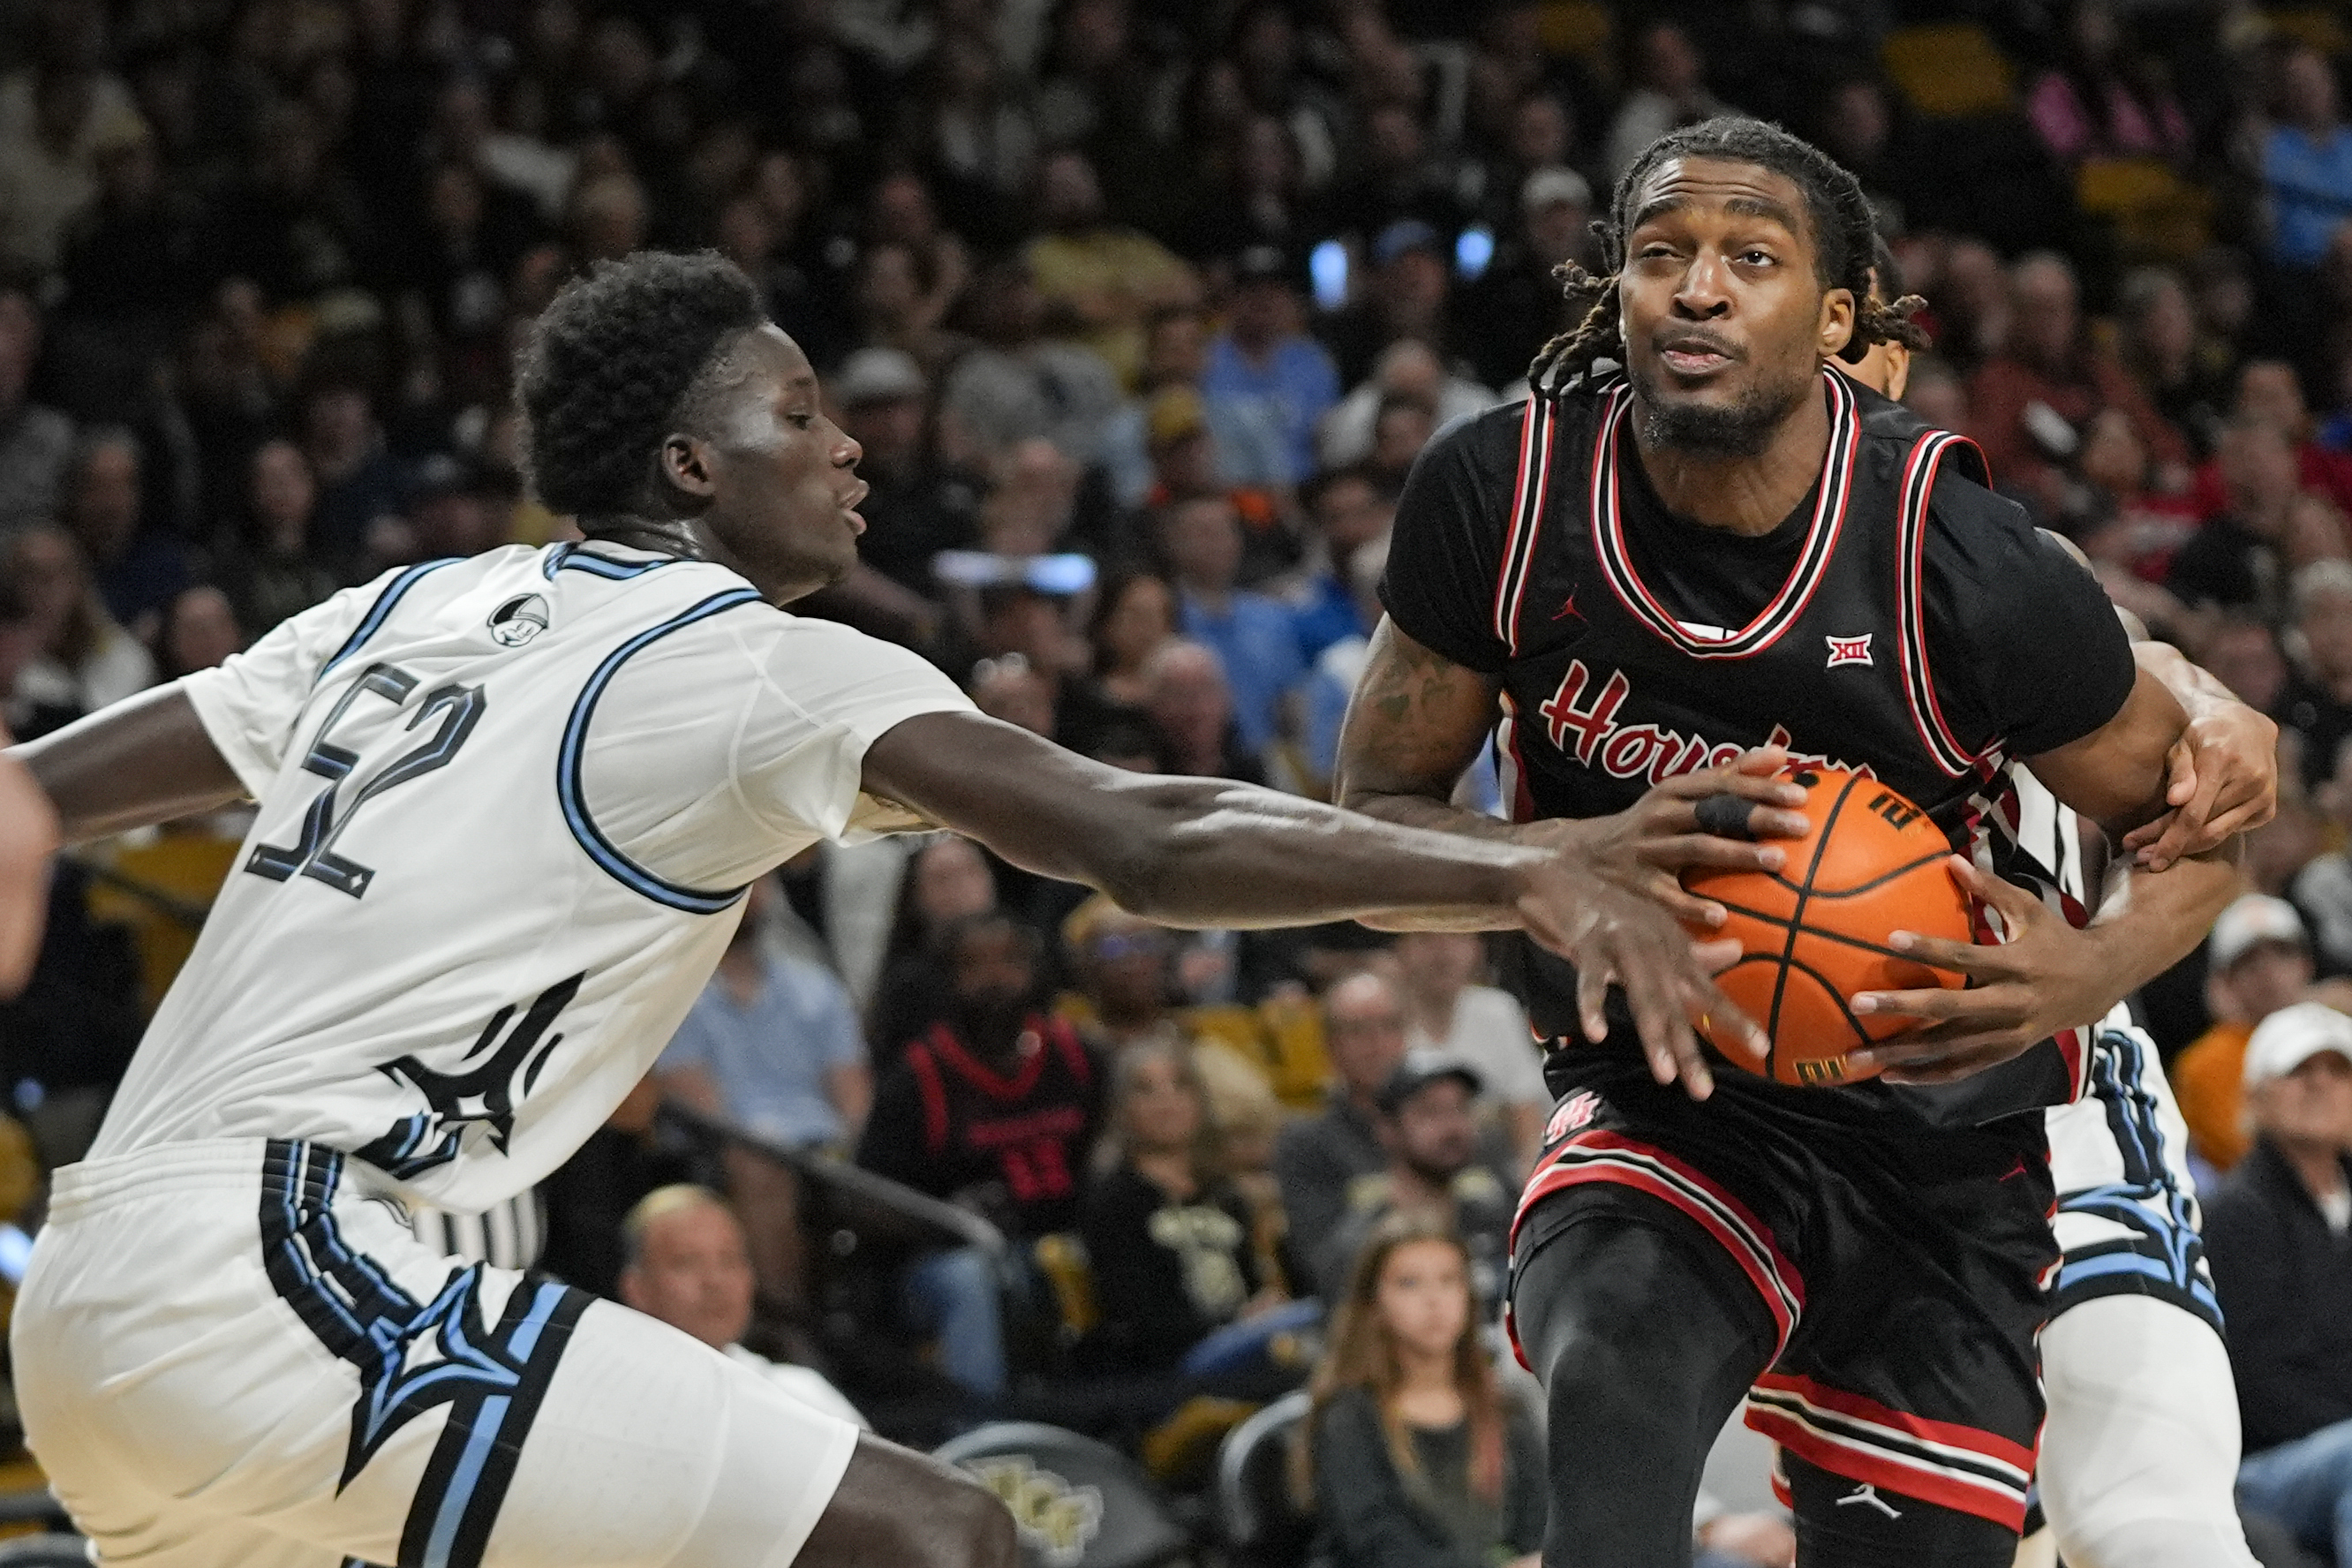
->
<box><xmin>516</xmin><ymin>251</ymin><xmax>767</xmax><ymax>524</ymax></box>
<box><xmin>1527</xmin><ymin>117</ymin><xmax>1930</xmax><ymax>399</ymax></box>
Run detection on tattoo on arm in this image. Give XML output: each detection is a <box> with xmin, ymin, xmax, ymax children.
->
<box><xmin>1337</xmin><ymin>622</ymin><xmax>1519</xmax><ymax>840</ymax></box>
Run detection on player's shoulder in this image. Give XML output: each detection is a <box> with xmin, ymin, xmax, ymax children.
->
<box><xmin>1845</xmin><ymin>378</ymin><xmax>2032</xmax><ymax>552</ymax></box>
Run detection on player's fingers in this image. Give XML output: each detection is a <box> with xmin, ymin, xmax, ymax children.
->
<box><xmin>1692</xmin><ymin>936</ymin><xmax>1745</xmax><ymax>975</ymax></box>
<box><xmin>1574</xmin><ymin>955</ymin><xmax>1610</xmax><ymax>1045</ymax></box>
<box><xmin>1640</xmin><ymin>833</ymin><xmax>1791</xmax><ymax>875</ymax></box>
<box><xmin>1648</xmin><ymin>797</ymin><xmax>1812</xmax><ymax>843</ymax></box>
<box><xmin>2120</xmin><ymin>808</ymin><xmax>2178</xmax><ymax>855</ymax></box>
<box><xmin>1617</xmin><ymin>933</ymin><xmax>1713</xmax><ymax>1099</ymax></box>
<box><xmin>1655</xmin><ymin>768</ymin><xmax>1808</xmax><ymax>808</ymax></box>
<box><xmin>1730</xmin><ymin>745</ymin><xmax>1791</xmax><ymax>775</ymax></box>
<box><xmin>1849</xmin><ymin>983</ymin><xmax>2017</xmax><ymax>1023</ymax></box>
<box><xmin>1689</xmin><ymin>970</ymin><xmax>1768</xmax><ymax>1067</ymax></box>
<box><xmin>1869</xmin><ymin>932</ymin><xmax>2014</xmax><ymax>979</ymax></box>
<box><xmin>2163</xmin><ymin>735</ymin><xmax>2197</xmax><ymax>808</ymax></box>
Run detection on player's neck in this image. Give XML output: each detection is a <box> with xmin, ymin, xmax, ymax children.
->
<box><xmin>1629</xmin><ymin>383</ymin><xmax>1831</xmax><ymax>538</ymax></box>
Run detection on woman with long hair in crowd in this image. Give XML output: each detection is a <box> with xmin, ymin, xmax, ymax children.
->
<box><xmin>1085</xmin><ymin>570</ymin><xmax>1178</xmax><ymax>712</ymax></box>
<box><xmin>868</xmin><ymin>834</ymin><xmax>999</xmax><ymax>1062</ymax></box>
<box><xmin>1080</xmin><ymin>1038</ymin><xmax>1293</xmax><ymax>1376</ymax></box>
<box><xmin>4</xmin><ymin>522</ymin><xmax>155</xmax><ymax>727</ymax></box>
<box><xmin>1296</xmin><ymin>1212</ymin><xmax>1545</xmax><ymax>1568</ymax></box>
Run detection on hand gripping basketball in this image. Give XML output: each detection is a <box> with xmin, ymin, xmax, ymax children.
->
<box><xmin>1680</xmin><ymin>767</ymin><xmax>1973</xmax><ymax>1087</ymax></box>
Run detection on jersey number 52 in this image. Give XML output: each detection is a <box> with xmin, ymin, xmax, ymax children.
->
<box><xmin>246</xmin><ymin>661</ymin><xmax>487</xmax><ymax>898</ymax></box>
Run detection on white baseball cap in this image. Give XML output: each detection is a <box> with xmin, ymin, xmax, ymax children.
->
<box><xmin>2210</xmin><ymin>893</ymin><xmax>2310</xmax><ymax>971</ymax></box>
<box><xmin>2243</xmin><ymin>1001</ymin><xmax>2352</xmax><ymax>1086</ymax></box>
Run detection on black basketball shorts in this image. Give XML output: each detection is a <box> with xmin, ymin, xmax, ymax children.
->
<box><xmin>1504</xmin><ymin>1054</ymin><xmax>2056</xmax><ymax>1533</ymax></box>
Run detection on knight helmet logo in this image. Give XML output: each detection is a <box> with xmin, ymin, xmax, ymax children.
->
<box><xmin>489</xmin><ymin>593</ymin><xmax>551</xmax><ymax>647</ymax></box>
<box><xmin>1824</xmin><ymin>632</ymin><xmax>1873</xmax><ymax>668</ymax></box>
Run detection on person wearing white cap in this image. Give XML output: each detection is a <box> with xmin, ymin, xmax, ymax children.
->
<box><xmin>2203</xmin><ymin>1001</ymin><xmax>2352</xmax><ymax>1566</ymax></box>
<box><xmin>2175</xmin><ymin>893</ymin><xmax>2317</xmax><ymax>1171</ymax></box>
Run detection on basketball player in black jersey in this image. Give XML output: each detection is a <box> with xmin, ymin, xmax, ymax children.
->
<box><xmin>1337</xmin><ymin>118</ymin><xmax>2249</xmax><ymax>1566</ymax></box>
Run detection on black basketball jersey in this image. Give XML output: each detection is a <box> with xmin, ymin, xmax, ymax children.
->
<box><xmin>1382</xmin><ymin>369</ymin><xmax>2137</xmax><ymax>1125</ymax></box>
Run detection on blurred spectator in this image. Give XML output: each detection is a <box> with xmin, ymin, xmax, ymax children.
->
<box><xmin>2202</xmin><ymin>1003</ymin><xmax>2352</xmax><ymax>1563</ymax></box>
<box><xmin>828</xmin><ymin>347</ymin><xmax>974</xmax><ymax>598</ymax></box>
<box><xmin>2297</xmin><ymin>739</ymin><xmax>2352</xmax><ymax>976</ymax></box>
<box><xmin>5</xmin><ymin>521</ymin><xmax>152</xmax><ymax>718</ymax></box>
<box><xmin>0</xmin><ymin>286</ymin><xmax>74</xmax><ymax>527</ymax></box>
<box><xmin>1300</xmin><ymin>1214</ymin><xmax>1546</xmax><ymax>1568</ymax></box>
<box><xmin>537</xmin><ymin>1074</ymin><xmax>697</xmax><ymax>1302</ymax></box>
<box><xmin>1321</xmin><ymin>340</ymin><xmax>1496</xmax><ymax>474</ymax></box>
<box><xmin>1969</xmin><ymin>251</ymin><xmax>2188</xmax><ymax>519</ymax></box>
<box><xmin>1321</xmin><ymin>219</ymin><xmax>1459</xmax><ymax>391</ymax></box>
<box><xmin>2263</xmin><ymin>45</ymin><xmax>2352</xmax><ymax>272</ymax></box>
<box><xmin>2064</xmin><ymin>409</ymin><xmax>2200</xmax><ymax>612</ymax></box>
<box><xmin>1927</xmin><ymin>238</ymin><xmax>2011</xmax><ymax>379</ymax></box>
<box><xmin>2190</xmin><ymin>360</ymin><xmax>2352</xmax><ymax>518</ymax></box>
<box><xmin>1142</xmin><ymin>637</ymin><xmax>1266</xmax><ymax>784</ymax></box>
<box><xmin>0</xmin><ymin>29</ymin><xmax>146</xmax><ymax>278</ymax></box>
<box><xmin>903</xmin><ymin>26</ymin><xmax>1038</xmax><ymax>232</ymax></box>
<box><xmin>1326</xmin><ymin>100</ymin><xmax>1462</xmax><ymax>253</ymax></box>
<box><xmin>1202</xmin><ymin>245</ymin><xmax>1339</xmax><ymax>488</ymax></box>
<box><xmin>2203</xmin><ymin>614</ymin><xmax>2292</xmax><ymax>711</ymax></box>
<box><xmin>657</xmin><ymin>878</ymin><xmax>871</xmax><ymax>1155</ymax></box>
<box><xmin>857</xmin><ymin>910</ymin><xmax>1104</xmax><ymax>1400</ymax></box>
<box><xmin>1291</xmin><ymin>467</ymin><xmax>1395</xmax><ymax>660</ymax></box>
<box><xmin>939</xmin><ymin>259</ymin><xmax>1119</xmax><ymax>469</ymax></box>
<box><xmin>1303</xmin><ymin>534</ymin><xmax>1391</xmax><ymax>788</ymax></box>
<box><xmin>2175</xmin><ymin>894</ymin><xmax>2317</xmax><ymax>1171</ymax></box>
<box><xmin>1084</xmin><ymin>571</ymin><xmax>1178</xmax><ymax>712</ymax></box>
<box><xmin>1182</xmin><ymin>111</ymin><xmax>1316</xmax><ymax>262</ymax></box>
<box><xmin>1161</xmin><ymin>495</ymin><xmax>1306</xmax><ymax>756</ymax></box>
<box><xmin>2279</xmin><ymin>561</ymin><xmax>2352</xmax><ymax>788</ymax></box>
<box><xmin>1363</xmin><ymin>391</ymin><xmax>1440</xmax><ymax>496</ymax></box>
<box><xmin>1023</xmin><ymin>147</ymin><xmax>1193</xmax><ymax>390</ymax></box>
<box><xmin>216</xmin><ymin>439</ymin><xmax>339</xmax><ymax>637</ymax></box>
<box><xmin>1080</xmin><ymin>1039</ymin><xmax>1286</xmax><ymax>1372</ymax></box>
<box><xmin>155</xmin><ymin>585</ymin><xmax>245</xmax><ymax>680</ymax></box>
<box><xmin>1394</xmin><ymin>933</ymin><xmax>1549</xmax><ymax>1167</ymax></box>
<box><xmin>616</xmin><ymin>1185</ymin><xmax>865</xmax><ymax>1429</ymax></box>
<box><xmin>2025</xmin><ymin>0</ymin><xmax>2191</xmax><ymax>170</ymax></box>
<box><xmin>2167</xmin><ymin>418</ymin><xmax>2299</xmax><ymax>614</ymax></box>
<box><xmin>851</xmin><ymin>238</ymin><xmax>969</xmax><ymax>384</ymax></box>
<box><xmin>1603</xmin><ymin>20</ymin><xmax>1726</xmax><ymax>183</ymax></box>
<box><xmin>297</xmin><ymin>373</ymin><xmax>403</xmax><ymax>572</ymax></box>
<box><xmin>1101</xmin><ymin>306</ymin><xmax>1212</xmax><ymax>511</ymax></box>
<box><xmin>870</xmin><ymin>835</ymin><xmax>999</xmax><ymax>1064</ymax></box>
<box><xmin>1276</xmin><ymin>970</ymin><xmax>1410</xmax><ymax>1261</ymax></box>
<box><xmin>969</xmin><ymin>653</ymin><xmax>1058</xmax><ymax>739</ymax></box>
<box><xmin>1135</xmin><ymin>388</ymin><xmax>1291</xmax><ymax>575</ymax></box>
<box><xmin>1315</xmin><ymin>1048</ymin><xmax>1512</xmax><ymax>1303</ymax></box>
<box><xmin>1459</xmin><ymin>166</ymin><xmax>1595</xmax><ymax>393</ymax></box>
<box><xmin>59</xmin><ymin>426</ymin><xmax>188</xmax><ymax>642</ymax></box>
<box><xmin>2117</xmin><ymin>266</ymin><xmax>2233</xmax><ymax>459</ymax></box>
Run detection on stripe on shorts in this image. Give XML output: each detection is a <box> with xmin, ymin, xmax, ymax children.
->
<box><xmin>1744</xmin><ymin>1370</ymin><xmax>2034</xmax><ymax>1530</ymax></box>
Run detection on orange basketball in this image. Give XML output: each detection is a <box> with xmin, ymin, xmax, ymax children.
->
<box><xmin>1681</xmin><ymin>768</ymin><xmax>1972</xmax><ymax>1087</ymax></box>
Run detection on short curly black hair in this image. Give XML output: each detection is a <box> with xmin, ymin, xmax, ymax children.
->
<box><xmin>515</xmin><ymin>251</ymin><xmax>767</xmax><ymax>521</ymax></box>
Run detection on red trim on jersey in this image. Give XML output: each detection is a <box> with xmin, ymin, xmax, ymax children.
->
<box><xmin>1752</xmin><ymin>1372</ymin><xmax>2039</xmax><ymax>1474</ymax></box>
<box><xmin>1894</xmin><ymin>431</ymin><xmax>1989</xmax><ymax>776</ymax></box>
<box><xmin>1743</xmin><ymin>1407</ymin><xmax>2027</xmax><ymax>1529</ymax></box>
<box><xmin>1588</xmin><ymin>371</ymin><xmax>1859</xmax><ymax>660</ymax></box>
<box><xmin>1493</xmin><ymin>396</ymin><xmax>1557</xmax><ymax>655</ymax></box>
<box><xmin>1514</xmin><ymin>1129</ymin><xmax>1803</xmax><ymax>1355</ymax></box>
<box><xmin>923</xmin><ymin>1018</ymin><xmax>1059</xmax><ymax>1102</ymax></box>
<box><xmin>908</xmin><ymin>1044</ymin><xmax>951</xmax><ymax>1153</ymax></box>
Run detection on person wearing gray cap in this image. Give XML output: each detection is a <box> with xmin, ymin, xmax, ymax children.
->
<box><xmin>2175</xmin><ymin>893</ymin><xmax>2318</xmax><ymax>1171</ymax></box>
<box><xmin>2203</xmin><ymin>1001</ymin><xmax>2352</xmax><ymax>1565</ymax></box>
<box><xmin>1460</xmin><ymin>165</ymin><xmax>1602</xmax><ymax>390</ymax></box>
<box><xmin>1311</xmin><ymin>1045</ymin><xmax>1512</xmax><ymax>1304</ymax></box>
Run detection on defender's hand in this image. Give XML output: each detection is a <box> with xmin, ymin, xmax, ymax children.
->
<box><xmin>2121</xmin><ymin>705</ymin><xmax>2278</xmax><ymax>871</ymax></box>
<box><xmin>1549</xmin><ymin>747</ymin><xmax>1812</xmax><ymax>930</ymax></box>
<box><xmin>1515</xmin><ymin>859</ymin><xmax>1767</xmax><ymax>1102</ymax></box>
<box><xmin>1843</xmin><ymin>857</ymin><xmax>2112</xmax><ymax>1084</ymax></box>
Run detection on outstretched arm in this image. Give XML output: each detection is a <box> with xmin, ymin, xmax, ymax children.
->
<box><xmin>7</xmin><ymin>687</ymin><xmax>246</xmax><ymax>844</ymax></box>
<box><xmin>1851</xmin><ymin>666</ymin><xmax>2244</xmax><ymax>1082</ymax></box>
<box><xmin>861</xmin><ymin>706</ymin><xmax>1771</xmax><ymax>1094</ymax></box>
<box><xmin>2122</xmin><ymin>638</ymin><xmax>2278</xmax><ymax>869</ymax></box>
<box><xmin>0</xmin><ymin>750</ymin><xmax>57</xmax><ymax>995</ymax></box>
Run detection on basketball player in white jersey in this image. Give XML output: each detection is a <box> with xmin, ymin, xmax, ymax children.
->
<box><xmin>4</xmin><ymin>252</ymin><xmax>1778</xmax><ymax>1568</ymax></box>
<box><xmin>1843</xmin><ymin>275</ymin><xmax>2272</xmax><ymax>1568</ymax></box>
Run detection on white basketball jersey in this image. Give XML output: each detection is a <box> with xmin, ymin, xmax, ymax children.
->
<box><xmin>90</xmin><ymin>541</ymin><xmax>969</xmax><ymax>1210</ymax></box>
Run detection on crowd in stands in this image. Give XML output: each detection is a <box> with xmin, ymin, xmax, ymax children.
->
<box><xmin>19</xmin><ymin>0</ymin><xmax>2352</xmax><ymax>1561</ymax></box>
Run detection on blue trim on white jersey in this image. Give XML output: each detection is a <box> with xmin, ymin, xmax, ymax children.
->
<box><xmin>320</xmin><ymin>559</ymin><xmax>464</xmax><ymax>682</ymax></box>
<box><xmin>540</xmin><ymin>542</ymin><xmax>682</xmax><ymax>580</ymax></box>
<box><xmin>2053</xmin><ymin>1028</ymin><xmax>2223</xmax><ymax>1334</ymax></box>
<box><xmin>555</xmin><ymin>586</ymin><xmax>766</xmax><ymax>913</ymax></box>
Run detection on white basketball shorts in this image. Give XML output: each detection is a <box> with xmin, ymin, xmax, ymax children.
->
<box><xmin>14</xmin><ymin>1139</ymin><xmax>858</xmax><ymax>1568</ymax></box>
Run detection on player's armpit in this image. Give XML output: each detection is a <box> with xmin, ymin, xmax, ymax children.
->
<box><xmin>8</xmin><ymin>686</ymin><xmax>247</xmax><ymax>844</ymax></box>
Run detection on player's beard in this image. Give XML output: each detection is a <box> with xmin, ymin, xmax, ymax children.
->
<box><xmin>1630</xmin><ymin>356</ymin><xmax>1817</xmax><ymax>458</ymax></box>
